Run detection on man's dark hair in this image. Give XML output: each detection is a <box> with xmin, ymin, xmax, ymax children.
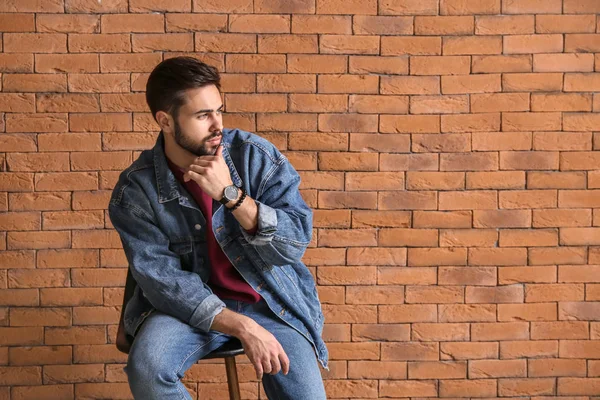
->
<box><xmin>146</xmin><ymin>56</ymin><xmax>221</xmax><ymax>122</ymax></box>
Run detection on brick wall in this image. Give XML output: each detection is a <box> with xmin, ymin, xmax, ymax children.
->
<box><xmin>1</xmin><ymin>0</ymin><xmax>600</xmax><ymax>398</ymax></box>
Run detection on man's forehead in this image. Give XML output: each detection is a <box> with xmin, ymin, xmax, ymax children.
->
<box><xmin>180</xmin><ymin>86</ymin><xmax>222</xmax><ymax>113</ymax></box>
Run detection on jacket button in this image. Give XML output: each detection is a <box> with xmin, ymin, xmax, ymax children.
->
<box><xmin>194</xmin><ymin>224</ymin><xmax>201</xmax><ymax>230</ymax></box>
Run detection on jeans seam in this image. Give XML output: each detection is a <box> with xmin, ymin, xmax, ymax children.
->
<box><xmin>175</xmin><ymin>333</ymin><xmax>225</xmax><ymax>378</ymax></box>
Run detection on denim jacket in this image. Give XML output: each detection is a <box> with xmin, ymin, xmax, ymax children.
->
<box><xmin>108</xmin><ymin>128</ymin><xmax>328</xmax><ymax>369</ymax></box>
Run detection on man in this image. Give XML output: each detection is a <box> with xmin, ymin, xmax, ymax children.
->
<box><xmin>108</xmin><ymin>56</ymin><xmax>328</xmax><ymax>399</ymax></box>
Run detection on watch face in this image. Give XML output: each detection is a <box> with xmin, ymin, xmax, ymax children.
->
<box><xmin>224</xmin><ymin>185</ymin><xmax>238</xmax><ymax>201</ymax></box>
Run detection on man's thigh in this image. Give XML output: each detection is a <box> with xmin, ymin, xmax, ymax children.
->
<box><xmin>126</xmin><ymin>310</ymin><xmax>230</xmax><ymax>381</ymax></box>
<box><xmin>244</xmin><ymin>299</ymin><xmax>327</xmax><ymax>400</ymax></box>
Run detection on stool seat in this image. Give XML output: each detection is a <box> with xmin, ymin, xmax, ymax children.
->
<box><xmin>204</xmin><ymin>338</ymin><xmax>245</xmax><ymax>359</ymax></box>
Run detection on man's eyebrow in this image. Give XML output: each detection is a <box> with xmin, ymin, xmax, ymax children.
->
<box><xmin>194</xmin><ymin>104</ymin><xmax>224</xmax><ymax>114</ymax></box>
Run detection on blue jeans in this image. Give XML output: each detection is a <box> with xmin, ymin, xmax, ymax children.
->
<box><xmin>124</xmin><ymin>298</ymin><xmax>327</xmax><ymax>399</ymax></box>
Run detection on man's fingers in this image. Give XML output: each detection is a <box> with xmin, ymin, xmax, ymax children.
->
<box><xmin>270</xmin><ymin>356</ymin><xmax>282</xmax><ymax>375</ymax></box>
<box><xmin>216</xmin><ymin>144</ymin><xmax>223</xmax><ymax>157</ymax></box>
<box><xmin>254</xmin><ymin>363</ymin><xmax>263</xmax><ymax>380</ymax></box>
<box><xmin>279</xmin><ymin>352</ymin><xmax>290</xmax><ymax>375</ymax></box>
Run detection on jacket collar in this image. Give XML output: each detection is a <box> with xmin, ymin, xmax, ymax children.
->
<box><xmin>153</xmin><ymin>131</ymin><xmax>242</xmax><ymax>204</ymax></box>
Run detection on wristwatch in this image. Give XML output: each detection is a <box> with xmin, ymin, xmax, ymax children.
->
<box><xmin>219</xmin><ymin>185</ymin><xmax>239</xmax><ymax>205</ymax></box>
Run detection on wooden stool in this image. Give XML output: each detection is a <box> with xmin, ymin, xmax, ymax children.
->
<box><xmin>116</xmin><ymin>269</ymin><xmax>245</xmax><ymax>400</ymax></box>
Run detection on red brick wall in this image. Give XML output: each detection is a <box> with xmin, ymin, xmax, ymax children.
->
<box><xmin>1</xmin><ymin>0</ymin><xmax>600</xmax><ymax>398</ymax></box>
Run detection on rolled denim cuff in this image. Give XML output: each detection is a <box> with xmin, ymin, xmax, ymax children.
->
<box><xmin>241</xmin><ymin>201</ymin><xmax>277</xmax><ymax>245</ymax></box>
<box><xmin>189</xmin><ymin>294</ymin><xmax>226</xmax><ymax>332</ymax></box>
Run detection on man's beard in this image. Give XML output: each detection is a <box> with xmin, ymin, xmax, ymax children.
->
<box><xmin>173</xmin><ymin>118</ymin><xmax>222</xmax><ymax>157</ymax></box>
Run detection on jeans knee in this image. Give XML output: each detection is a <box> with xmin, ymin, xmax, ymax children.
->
<box><xmin>127</xmin><ymin>346</ymin><xmax>181</xmax><ymax>386</ymax></box>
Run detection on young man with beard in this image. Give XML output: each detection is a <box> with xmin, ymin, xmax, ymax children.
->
<box><xmin>108</xmin><ymin>56</ymin><xmax>328</xmax><ymax>399</ymax></box>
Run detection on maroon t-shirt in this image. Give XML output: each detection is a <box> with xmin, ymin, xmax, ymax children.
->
<box><xmin>167</xmin><ymin>158</ymin><xmax>261</xmax><ymax>304</ymax></box>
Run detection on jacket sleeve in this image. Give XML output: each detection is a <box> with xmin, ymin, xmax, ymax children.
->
<box><xmin>240</xmin><ymin>155</ymin><xmax>313</xmax><ymax>266</ymax></box>
<box><xmin>108</xmin><ymin>202</ymin><xmax>225</xmax><ymax>332</ymax></box>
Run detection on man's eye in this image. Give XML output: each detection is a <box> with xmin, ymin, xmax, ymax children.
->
<box><xmin>197</xmin><ymin>114</ymin><xmax>208</xmax><ymax>119</ymax></box>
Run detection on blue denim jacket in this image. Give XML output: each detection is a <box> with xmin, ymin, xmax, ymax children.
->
<box><xmin>108</xmin><ymin>128</ymin><xmax>328</xmax><ymax>369</ymax></box>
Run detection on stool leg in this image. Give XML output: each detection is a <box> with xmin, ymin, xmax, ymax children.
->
<box><xmin>224</xmin><ymin>356</ymin><xmax>241</xmax><ymax>400</ymax></box>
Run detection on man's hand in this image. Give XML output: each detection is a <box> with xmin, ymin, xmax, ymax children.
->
<box><xmin>210</xmin><ymin>308</ymin><xmax>290</xmax><ymax>379</ymax></box>
<box><xmin>183</xmin><ymin>145</ymin><xmax>233</xmax><ymax>201</ymax></box>
<box><xmin>238</xmin><ymin>320</ymin><xmax>290</xmax><ymax>380</ymax></box>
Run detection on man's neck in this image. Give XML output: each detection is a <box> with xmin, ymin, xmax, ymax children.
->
<box><xmin>163</xmin><ymin>131</ymin><xmax>196</xmax><ymax>169</ymax></box>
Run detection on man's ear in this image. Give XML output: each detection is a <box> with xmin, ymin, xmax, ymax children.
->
<box><xmin>155</xmin><ymin>111</ymin><xmax>173</xmax><ymax>135</ymax></box>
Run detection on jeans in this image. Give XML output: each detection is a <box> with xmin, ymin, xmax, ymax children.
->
<box><xmin>124</xmin><ymin>298</ymin><xmax>327</xmax><ymax>399</ymax></box>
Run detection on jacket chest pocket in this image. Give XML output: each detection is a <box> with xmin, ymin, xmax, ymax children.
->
<box><xmin>169</xmin><ymin>238</ymin><xmax>205</xmax><ymax>273</ymax></box>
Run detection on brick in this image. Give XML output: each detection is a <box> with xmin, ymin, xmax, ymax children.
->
<box><xmin>68</xmin><ymin>33</ymin><xmax>130</xmax><ymax>53</ymax></box>
<box><xmin>103</xmin><ymin>13</ymin><xmax>165</xmax><ymax>33</ymax></box>
<box><xmin>470</xmin><ymin>248</ymin><xmax>528</xmax><ymax>266</ymax></box>
<box><xmin>411</xmin><ymin>56</ymin><xmax>470</xmax><ymax>75</ymax></box>
<box><xmin>411</xmin><ymin>95</ymin><xmax>469</xmax><ymax>114</ymax></box>
<box><xmin>129</xmin><ymin>0</ymin><xmax>190</xmax><ymax>12</ymax></box>
<box><xmin>299</xmin><ymin>171</ymin><xmax>344</xmax><ymax>190</ymax></box>
<box><xmin>442</xmin><ymin>74</ymin><xmax>501</xmax><ymax>94</ymax></box>
<box><xmin>259</xmin><ymin>34</ymin><xmax>318</xmax><ymax>54</ymax></box>
<box><xmin>0</xmin><ymin>53</ymin><xmax>34</xmax><ymax>73</ymax></box>
<box><xmin>349</xmin><ymin>56</ymin><xmax>408</xmax><ymax>75</ymax></box>
<box><xmin>292</xmin><ymin>15</ymin><xmax>350</xmax><ymax>34</ymax></box>
<box><xmin>378</xmin><ymin>267</ymin><xmax>437</xmax><ymax>285</ymax></box>
<box><xmin>350</xmin><ymin>94</ymin><xmax>408</xmax><ymax>114</ymax></box>
<box><xmin>564</xmin><ymin>0</ymin><xmax>600</xmax><ymax>12</ymax></box>
<box><xmin>68</xmin><ymin>73</ymin><xmax>129</xmax><ymax>93</ymax></box>
<box><xmin>538</xmin><ymin>15</ymin><xmax>596</xmax><ymax>33</ymax></box>
<box><xmin>531</xmin><ymin>321</ymin><xmax>589</xmax><ymax>340</ymax></box>
<box><xmin>501</xmin><ymin>340</ymin><xmax>558</xmax><ymax>359</ymax></box>
<box><xmin>346</xmin><ymin>286</ymin><xmax>404</xmax><ymax>304</ymax></box>
<box><xmin>0</xmin><ymin>288</ymin><xmax>37</xmax><ymax>306</ymax></box>
<box><xmin>566</xmin><ymin>33</ymin><xmax>600</xmax><ymax>52</ymax></box>
<box><xmin>328</xmin><ymin>342</ymin><xmax>379</xmax><ymax>361</ymax></box>
<box><xmin>382</xmin><ymin>380</ymin><xmax>438</xmax><ymax>398</ymax></box>
<box><xmin>258</xmin><ymin>75</ymin><xmax>316</xmax><ymax>94</ymax></box>
<box><xmin>441</xmin><ymin>342</ymin><xmax>499</xmax><ymax>360</ymax></box>
<box><xmin>534</xmin><ymin>54</ymin><xmax>595</xmax><ymax>72</ymax></box>
<box><xmin>475</xmin><ymin>15</ymin><xmax>534</xmax><ymax>35</ymax></box>
<box><xmin>560</xmin><ymin>340</ymin><xmax>600</xmax><ymax>358</ymax></box>
<box><xmin>470</xmin><ymin>359</ymin><xmax>526</xmax><ymax>378</ymax></box>
<box><xmin>9</xmin><ymin>192</ymin><xmax>71</xmax><ymax>211</ymax></box>
<box><xmin>100</xmin><ymin>53</ymin><xmax>162</xmax><ymax>73</ymax></box>
<box><xmin>558</xmin><ymin>378</ymin><xmax>600</xmax><ymax>396</ymax></box>
<box><xmin>533</xmin><ymin>209</ymin><xmax>591</xmax><ymax>227</ymax></box>
<box><xmin>406</xmin><ymin>286</ymin><xmax>464</xmax><ymax>304</ymax></box>
<box><xmin>499</xmin><ymin>266</ymin><xmax>556</xmax><ymax>285</ymax></box>
<box><xmin>379</xmin><ymin>228</ymin><xmax>438</xmax><ymax>247</ymax></box>
<box><xmin>559</xmin><ymin>265</ymin><xmax>600</xmax><ymax>283</ymax></box>
<box><xmin>66</xmin><ymin>0</ymin><xmax>128</xmax><ymax>13</ymax></box>
<box><xmin>560</xmin><ymin>227</ymin><xmax>600</xmax><ymax>245</ymax></box>
<box><xmin>499</xmin><ymin>228</ymin><xmax>558</xmax><ymax>247</ymax></box>
<box><xmin>303</xmin><ymin>248</ymin><xmax>345</xmax><ymax>266</ymax></box>
<box><xmin>442</xmin><ymin>113</ymin><xmax>501</xmax><ymax>132</ymax></box>
<box><xmin>0</xmin><ymin>211</ymin><xmax>39</xmax><ymax>231</ymax></box>
<box><xmin>413</xmin><ymin>211</ymin><xmax>471</xmax><ymax>228</ymax></box>
<box><xmin>472</xmin><ymin>132</ymin><xmax>531</xmax><ymax>152</ymax></box>
<box><xmin>318</xmin><ymin>114</ymin><xmax>378</xmax><ymax>132</ymax></box>
<box><xmin>412</xmin><ymin>322</ymin><xmax>469</xmax><ymax>340</ymax></box>
<box><xmin>317</xmin><ymin>0</ymin><xmax>376</xmax><ymax>14</ymax></box>
<box><xmin>11</xmin><ymin>384</ymin><xmax>74</xmax><ymax>399</ymax></box>
<box><xmin>406</xmin><ymin>171</ymin><xmax>464</xmax><ymax>190</ymax></box>
<box><xmin>4</xmin><ymin>33</ymin><xmax>66</xmax><ymax>53</ymax></box>
<box><xmin>37</xmin><ymin>14</ymin><xmax>99</xmax><ymax>33</ymax></box>
<box><xmin>352</xmin><ymin>324</ymin><xmax>410</xmax><ymax>342</ymax></box>
<box><xmin>438</xmin><ymin>268</ymin><xmax>497</xmax><ymax>287</ymax></box>
<box><xmin>74</xmin><ymin>383</ymin><xmax>134</xmax><ymax>399</ymax></box>
<box><xmin>502</xmin><ymin>0</ymin><xmax>562</xmax><ymax>14</ymax></box>
<box><xmin>0</xmin><ymin>366</ymin><xmax>41</xmax><ymax>386</ymax></box>
<box><xmin>444</xmin><ymin>36</ymin><xmax>502</xmax><ymax>56</ymax></box>
<box><xmin>324</xmin><ymin>380</ymin><xmax>377</xmax><ymax>398</ymax></box>
<box><xmin>36</xmin><ymin>54</ymin><xmax>98</xmax><ymax>74</ymax></box>
<box><xmin>226</xmin><ymin>54</ymin><xmax>286</xmax><ymax>73</ymax></box>
<box><xmin>287</xmin><ymin>54</ymin><xmax>347</xmax><ymax>73</ymax></box>
<box><xmin>7</xmin><ymin>153</ymin><xmax>69</xmax><ymax>172</ymax></box>
<box><xmin>190</xmin><ymin>0</ymin><xmax>251</xmax><ymax>13</ymax></box>
<box><xmin>565</xmin><ymin>73</ymin><xmax>600</xmax><ymax>91</ymax></box>
<box><xmin>380</xmin><ymin>115</ymin><xmax>440</xmax><ymax>133</ymax></box>
<box><xmin>529</xmin><ymin>248</ymin><xmax>587</xmax><ymax>266</ymax></box>
<box><xmin>44</xmin><ymin>364</ymin><xmax>104</xmax><ymax>384</ymax></box>
<box><xmin>500</xmin><ymin>189</ymin><xmax>557</xmax><ymax>209</ymax></box>
<box><xmin>133</xmin><ymin>33</ymin><xmax>193</xmax><ymax>52</ymax></box>
<box><xmin>381</xmin><ymin>36</ymin><xmax>441</xmax><ymax>55</ymax></box>
<box><xmin>533</xmin><ymin>132</ymin><xmax>592</xmax><ymax>151</ymax></box>
<box><xmin>440</xmin><ymin>379</ymin><xmax>497</xmax><ymax>397</ymax></box>
<box><xmin>352</xmin><ymin>211</ymin><xmax>410</xmax><ymax>228</ymax></box>
<box><xmin>0</xmin><ymin>133</ymin><xmax>37</xmax><ymax>152</ymax></box>
<box><xmin>558</xmin><ymin>301</ymin><xmax>600</xmax><ymax>321</ymax></box>
<box><xmin>501</xmin><ymin>151</ymin><xmax>559</xmax><ymax>170</ymax></box>
<box><xmin>467</xmin><ymin>171</ymin><xmax>525</xmax><ymax>190</ymax></box>
<box><xmin>526</xmin><ymin>283</ymin><xmax>584</xmax><ymax>302</ymax></box>
<box><xmin>379</xmin><ymin>191</ymin><xmax>438</xmax><ymax>211</ymax></box>
<box><xmin>471</xmin><ymin>93</ymin><xmax>529</xmax><ymax>113</ymax></box>
<box><xmin>440</xmin><ymin>229</ymin><xmax>497</xmax><ymax>247</ymax></box>
<box><xmin>0</xmin><ymin>13</ymin><xmax>34</xmax><ymax>32</ymax></box>
<box><xmin>194</xmin><ymin>33</ymin><xmax>256</xmax><ymax>53</ymax></box>
<box><xmin>319</xmin><ymin>35</ymin><xmax>379</xmax><ymax>55</ymax></box>
<box><xmin>318</xmin><ymin>229</ymin><xmax>377</xmax><ymax>247</ymax></box>
<box><xmin>348</xmin><ymin>361</ymin><xmax>406</xmax><ymax>379</ymax></box>
<box><xmin>498</xmin><ymin>303</ymin><xmax>557</xmax><ymax>321</ymax></box>
<box><xmin>353</xmin><ymin>16</ymin><xmax>412</xmax><ymax>35</ymax></box>
<box><xmin>467</xmin><ymin>285</ymin><xmax>524</xmax><ymax>303</ymax></box>
<box><xmin>350</xmin><ymin>133</ymin><xmax>409</xmax><ymax>153</ymax></box>
<box><xmin>346</xmin><ymin>172</ymin><xmax>404</xmax><ymax>191</ymax></box>
<box><xmin>381</xmin><ymin>342</ymin><xmax>439</xmax><ymax>361</ymax></box>
<box><xmin>381</xmin><ymin>76</ymin><xmax>439</xmax><ymax>95</ymax></box>
<box><xmin>380</xmin><ymin>153</ymin><xmax>439</xmax><ymax>171</ymax></box>
<box><xmin>408</xmin><ymin>247</ymin><xmax>467</xmax><ymax>266</ymax></box>
<box><xmin>46</xmin><ymin>326</ymin><xmax>106</xmax><ymax>345</ymax></box>
<box><xmin>35</xmin><ymin>172</ymin><xmax>97</xmax><ymax>192</ymax></box>
<box><xmin>499</xmin><ymin>378</ymin><xmax>555</xmax><ymax>396</ymax></box>
<box><xmin>4</xmin><ymin>74</ymin><xmax>67</xmax><ymax>93</ymax></box>
<box><xmin>503</xmin><ymin>72</ymin><xmax>563</xmax><ymax>92</ymax></box>
<box><xmin>472</xmin><ymin>55</ymin><xmax>532</xmax><ymax>73</ymax></box>
<box><xmin>10</xmin><ymin>308</ymin><xmax>71</xmax><ymax>327</ymax></box>
<box><xmin>41</xmin><ymin>288</ymin><xmax>103</xmax><ymax>307</ymax></box>
<box><xmin>255</xmin><ymin>0</ymin><xmax>313</xmax><ymax>13</ymax></box>
<box><xmin>322</xmin><ymin>305</ymin><xmax>376</xmax><ymax>324</ymax></box>
<box><xmin>471</xmin><ymin>321</ymin><xmax>529</xmax><ymax>340</ymax></box>
<box><xmin>0</xmin><ymin>93</ymin><xmax>35</xmax><ymax>113</ymax></box>
<box><xmin>8</xmin><ymin>231</ymin><xmax>71</xmax><ymax>251</ymax></box>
